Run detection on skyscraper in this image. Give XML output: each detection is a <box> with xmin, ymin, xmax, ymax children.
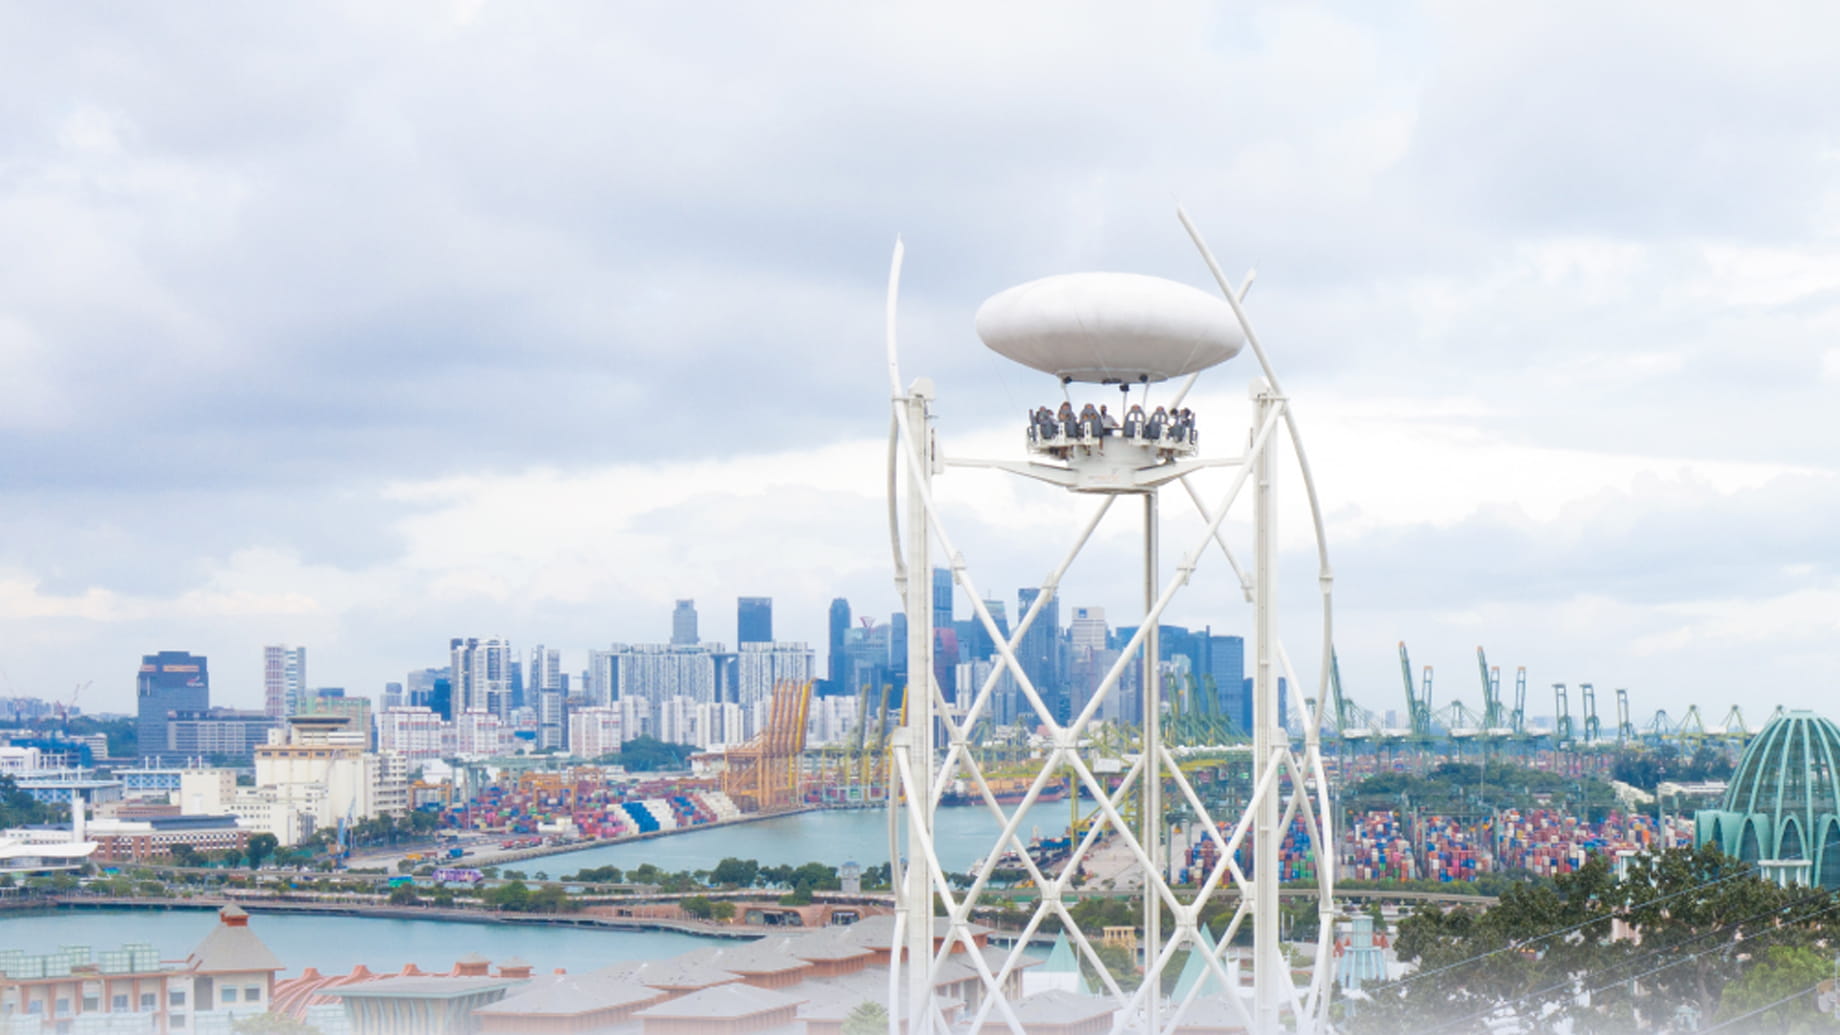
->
<box><xmin>1205</xmin><ymin>632</ymin><xmax>1247</xmax><ymax>732</ymax></box>
<box><xmin>827</xmin><ymin>597</ymin><xmax>852</xmax><ymax>695</ymax></box>
<box><xmin>737</xmin><ymin>597</ymin><xmax>773</xmax><ymax>645</ymax></box>
<box><xmin>137</xmin><ymin>651</ymin><xmax>209</xmax><ymax>760</ymax></box>
<box><xmin>262</xmin><ymin>645</ymin><xmax>307</xmax><ymax>719</ymax></box>
<box><xmin>932</xmin><ymin>567</ymin><xmax>953</xmax><ymax>633</ymax></box>
<box><xmin>672</xmin><ymin>600</ymin><xmax>699</xmax><ymax>646</ymax></box>
<box><xmin>451</xmin><ymin>637</ymin><xmax>514</xmax><ymax>717</ymax></box>
<box><xmin>1016</xmin><ymin>587</ymin><xmax>1061</xmax><ymax>704</ymax></box>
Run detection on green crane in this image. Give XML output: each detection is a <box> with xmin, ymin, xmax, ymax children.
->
<box><xmin>1398</xmin><ymin>641</ymin><xmax>1433</xmax><ymax>740</ymax></box>
<box><xmin>1552</xmin><ymin>683</ymin><xmax>1573</xmax><ymax>744</ymax></box>
<box><xmin>1477</xmin><ymin>647</ymin><xmax>1504</xmax><ymax>730</ymax></box>
<box><xmin>1580</xmin><ymin>683</ymin><xmax>1601</xmax><ymax>744</ymax></box>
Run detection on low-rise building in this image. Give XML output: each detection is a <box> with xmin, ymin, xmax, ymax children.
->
<box><xmin>0</xmin><ymin>906</ymin><xmax>282</xmax><ymax>1035</ymax></box>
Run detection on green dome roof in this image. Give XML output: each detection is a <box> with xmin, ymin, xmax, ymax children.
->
<box><xmin>1696</xmin><ymin>710</ymin><xmax>1840</xmax><ymax>887</ymax></box>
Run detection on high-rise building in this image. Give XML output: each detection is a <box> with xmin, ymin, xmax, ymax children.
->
<box><xmin>737</xmin><ymin>597</ymin><xmax>773</xmax><ymax>645</ymax></box>
<box><xmin>1205</xmin><ymin>632</ymin><xmax>1247</xmax><ymax>732</ymax></box>
<box><xmin>262</xmin><ymin>646</ymin><xmax>307</xmax><ymax>719</ymax></box>
<box><xmin>672</xmin><ymin>600</ymin><xmax>699</xmax><ymax>646</ymax></box>
<box><xmin>842</xmin><ymin>623</ymin><xmax>892</xmax><ymax>703</ymax></box>
<box><xmin>932</xmin><ymin>567</ymin><xmax>953</xmax><ymax>633</ymax></box>
<box><xmin>528</xmin><ymin>646</ymin><xmax>561</xmax><ymax>694</ymax></box>
<box><xmin>450</xmin><ymin>638</ymin><xmax>514</xmax><ymax>718</ymax></box>
<box><xmin>826</xmin><ymin>597</ymin><xmax>851</xmax><ymax>695</ymax></box>
<box><xmin>590</xmin><ymin>644</ymin><xmax>725</xmax><ymax>707</ymax></box>
<box><xmin>736</xmin><ymin>642</ymin><xmax>816</xmax><ymax>707</ymax></box>
<box><xmin>1016</xmin><ymin>588</ymin><xmax>1061</xmax><ymax>704</ymax></box>
<box><xmin>137</xmin><ymin>651</ymin><xmax>210</xmax><ymax>761</ymax></box>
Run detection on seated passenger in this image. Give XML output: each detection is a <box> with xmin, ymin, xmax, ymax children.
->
<box><xmin>1079</xmin><ymin>402</ymin><xmax>1100</xmax><ymax>440</ymax></box>
<box><xmin>1058</xmin><ymin>402</ymin><xmax>1077</xmax><ymax>440</ymax></box>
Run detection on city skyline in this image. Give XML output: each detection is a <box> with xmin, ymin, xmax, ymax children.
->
<box><xmin>0</xmin><ymin>6</ymin><xmax>1834</xmax><ymax>719</ymax></box>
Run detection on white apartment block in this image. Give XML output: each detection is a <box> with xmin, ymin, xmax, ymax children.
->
<box><xmin>806</xmin><ymin>695</ymin><xmax>860</xmax><ymax>747</ymax></box>
<box><xmin>455</xmin><ymin>709</ymin><xmax>511</xmax><ymax>757</ymax></box>
<box><xmin>567</xmin><ymin>706</ymin><xmax>623</xmax><ymax>760</ymax></box>
<box><xmin>376</xmin><ymin>706</ymin><xmax>447</xmax><ymax>764</ymax></box>
<box><xmin>593</xmin><ymin>644</ymin><xmax>723</xmax><ymax>706</ymax></box>
<box><xmin>262</xmin><ymin>645</ymin><xmax>307</xmax><ymax>719</ymax></box>
<box><xmin>737</xmin><ymin>642</ymin><xmax>815</xmax><ymax>708</ymax></box>
<box><xmin>450</xmin><ymin>636</ymin><xmax>514</xmax><ymax>717</ymax></box>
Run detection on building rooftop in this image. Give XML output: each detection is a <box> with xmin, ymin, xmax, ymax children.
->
<box><xmin>633</xmin><ymin>982</ymin><xmax>805</xmax><ymax>1020</ymax></box>
<box><xmin>473</xmin><ymin>974</ymin><xmax>662</xmax><ymax>1017</ymax></box>
<box><xmin>325</xmin><ymin>976</ymin><xmax>523</xmax><ymax>1000</ymax></box>
<box><xmin>186</xmin><ymin>906</ymin><xmax>284</xmax><ymax>975</ymax></box>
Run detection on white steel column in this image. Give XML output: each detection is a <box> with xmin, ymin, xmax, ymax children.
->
<box><xmin>1142</xmin><ymin>489</ymin><xmax>1161</xmax><ymax>1034</ymax></box>
<box><xmin>1252</xmin><ymin>380</ymin><xmax>1281</xmax><ymax>1032</ymax></box>
<box><xmin>900</xmin><ymin>381</ymin><xmax>937</xmax><ymax>1033</ymax></box>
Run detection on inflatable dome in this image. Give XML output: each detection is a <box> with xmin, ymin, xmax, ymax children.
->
<box><xmin>1695</xmin><ymin>710</ymin><xmax>1840</xmax><ymax>887</ymax></box>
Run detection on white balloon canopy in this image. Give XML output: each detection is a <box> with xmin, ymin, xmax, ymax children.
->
<box><xmin>974</xmin><ymin>272</ymin><xmax>1246</xmax><ymax>384</ymax></box>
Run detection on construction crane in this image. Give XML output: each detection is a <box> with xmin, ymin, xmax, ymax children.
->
<box><xmin>1580</xmin><ymin>683</ymin><xmax>1601</xmax><ymax>745</ymax></box>
<box><xmin>1552</xmin><ymin>683</ymin><xmax>1573</xmax><ymax>744</ymax></box>
<box><xmin>58</xmin><ymin>681</ymin><xmax>91</xmax><ymax>735</ymax></box>
<box><xmin>1615</xmin><ymin>688</ymin><xmax>1636</xmax><ymax>745</ymax></box>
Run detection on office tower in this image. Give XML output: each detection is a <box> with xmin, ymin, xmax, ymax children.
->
<box><xmin>827</xmin><ymin>598</ymin><xmax>852</xmax><ymax>695</ymax></box>
<box><xmin>932</xmin><ymin>628</ymin><xmax>959</xmax><ymax>706</ymax></box>
<box><xmin>888</xmin><ymin>613</ymin><xmax>908</xmax><ymax>680</ymax></box>
<box><xmin>262</xmin><ymin>645</ymin><xmax>307</xmax><ymax>719</ymax></box>
<box><xmin>672</xmin><ymin>600</ymin><xmax>699</xmax><ymax>646</ymax></box>
<box><xmin>1205</xmin><ymin>632</ymin><xmax>1247</xmax><ymax>732</ymax></box>
<box><xmin>932</xmin><ymin>567</ymin><xmax>953</xmax><ymax>633</ymax></box>
<box><xmin>737</xmin><ymin>597</ymin><xmax>773</xmax><ymax>645</ymax></box>
<box><xmin>405</xmin><ymin>667</ymin><xmax>444</xmax><ymax>705</ymax></box>
<box><xmin>428</xmin><ymin>677</ymin><xmax>453</xmax><ymax>720</ymax></box>
<box><xmin>137</xmin><ymin>651</ymin><xmax>210</xmax><ymax>760</ymax></box>
<box><xmin>450</xmin><ymin>637</ymin><xmax>514</xmax><ymax>718</ymax></box>
<box><xmin>1016</xmin><ymin>587</ymin><xmax>1060</xmax><ymax>709</ymax></box>
<box><xmin>842</xmin><ymin>622</ymin><xmax>892</xmax><ymax>704</ymax></box>
<box><xmin>381</xmin><ymin>682</ymin><xmax>405</xmax><ymax>711</ymax></box>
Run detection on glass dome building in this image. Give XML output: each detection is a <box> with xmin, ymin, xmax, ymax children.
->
<box><xmin>1695</xmin><ymin>710</ymin><xmax>1840</xmax><ymax>887</ymax></box>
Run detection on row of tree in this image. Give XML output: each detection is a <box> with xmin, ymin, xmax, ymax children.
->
<box><xmin>1358</xmin><ymin>844</ymin><xmax>1840</xmax><ymax>1032</ymax></box>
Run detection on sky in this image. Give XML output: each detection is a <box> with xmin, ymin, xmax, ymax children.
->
<box><xmin>0</xmin><ymin>2</ymin><xmax>1835</xmax><ymax>724</ymax></box>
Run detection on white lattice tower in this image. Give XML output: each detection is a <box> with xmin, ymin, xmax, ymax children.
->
<box><xmin>882</xmin><ymin>212</ymin><xmax>1341</xmax><ymax>1035</ymax></box>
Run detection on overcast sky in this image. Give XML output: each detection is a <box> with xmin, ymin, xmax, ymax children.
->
<box><xmin>0</xmin><ymin>2</ymin><xmax>1835</xmax><ymax>725</ymax></box>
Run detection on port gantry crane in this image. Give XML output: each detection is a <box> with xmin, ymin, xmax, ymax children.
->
<box><xmin>1580</xmin><ymin>683</ymin><xmax>1601</xmax><ymax>746</ymax></box>
<box><xmin>1398</xmin><ymin>642</ymin><xmax>1435</xmax><ymax>753</ymax></box>
<box><xmin>1552</xmin><ymin>683</ymin><xmax>1574</xmax><ymax>745</ymax></box>
<box><xmin>1616</xmin><ymin>688</ymin><xmax>1637</xmax><ymax>746</ymax></box>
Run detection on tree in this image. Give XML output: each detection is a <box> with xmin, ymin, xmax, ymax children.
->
<box><xmin>167</xmin><ymin>844</ymin><xmax>202</xmax><ymax>869</ymax></box>
<box><xmin>485</xmin><ymin>880</ymin><xmax>530</xmax><ymax>911</ymax></box>
<box><xmin>712</xmin><ymin>857</ymin><xmax>759</xmax><ymax>888</ymax></box>
<box><xmin>388</xmin><ymin>883</ymin><xmax>420</xmax><ymax>906</ymax></box>
<box><xmin>841</xmin><ymin>1001</ymin><xmax>889</xmax><ymax>1035</ymax></box>
<box><xmin>1361</xmin><ymin>845</ymin><xmax>1838</xmax><ymax>1034</ymax></box>
<box><xmin>246</xmin><ymin>833</ymin><xmax>279</xmax><ymax>869</ymax></box>
<box><xmin>711</xmin><ymin>901</ymin><xmax>736</xmax><ymax>922</ymax></box>
<box><xmin>1715</xmin><ymin>944</ymin><xmax>1832</xmax><ymax>1032</ymax></box>
<box><xmin>682</xmin><ymin>895</ymin><xmax>716</xmax><ymax>920</ymax></box>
